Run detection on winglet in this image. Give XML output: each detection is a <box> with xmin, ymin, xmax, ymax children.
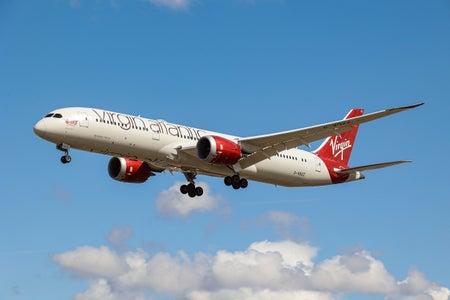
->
<box><xmin>385</xmin><ymin>102</ymin><xmax>424</xmax><ymax>113</ymax></box>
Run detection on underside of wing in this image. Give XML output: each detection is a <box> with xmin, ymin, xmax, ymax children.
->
<box><xmin>334</xmin><ymin>160</ymin><xmax>412</xmax><ymax>174</ymax></box>
<box><xmin>177</xmin><ymin>145</ymin><xmax>197</xmax><ymax>158</ymax></box>
<box><xmin>236</xmin><ymin>103</ymin><xmax>423</xmax><ymax>169</ymax></box>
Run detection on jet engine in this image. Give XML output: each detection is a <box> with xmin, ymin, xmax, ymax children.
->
<box><xmin>197</xmin><ymin>136</ymin><xmax>241</xmax><ymax>165</ymax></box>
<box><xmin>108</xmin><ymin>157</ymin><xmax>154</xmax><ymax>183</ymax></box>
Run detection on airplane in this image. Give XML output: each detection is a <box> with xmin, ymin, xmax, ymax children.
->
<box><xmin>33</xmin><ymin>102</ymin><xmax>424</xmax><ymax>197</ymax></box>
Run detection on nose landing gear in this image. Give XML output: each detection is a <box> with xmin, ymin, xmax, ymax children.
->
<box><xmin>57</xmin><ymin>143</ymin><xmax>72</xmax><ymax>164</ymax></box>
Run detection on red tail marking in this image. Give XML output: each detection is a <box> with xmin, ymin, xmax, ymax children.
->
<box><xmin>314</xmin><ymin>108</ymin><xmax>364</xmax><ymax>183</ymax></box>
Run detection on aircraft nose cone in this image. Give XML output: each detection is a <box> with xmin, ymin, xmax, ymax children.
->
<box><xmin>33</xmin><ymin>119</ymin><xmax>47</xmax><ymax>138</ymax></box>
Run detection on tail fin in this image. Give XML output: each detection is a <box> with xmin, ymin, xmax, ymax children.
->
<box><xmin>314</xmin><ymin>108</ymin><xmax>364</xmax><ymax>166</ymax></box>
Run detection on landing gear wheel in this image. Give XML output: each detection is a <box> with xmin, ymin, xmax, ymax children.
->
<box><xmin>225</xmin><ymin>174</ymin><xmax>249</xmax><ymax>190</ymax></box>
<box><xmin>187</xmin><ymin>183</ymin><xmax>196</xmax><ymax>194</ymax></box>
<box><xmin>239</xmin><ymin>178</ymin><xmax>248</xmax><ymax>188</ymax></box>
<box><xmin>231</xmin><ymin>175</ymin><xmax>240</xmax><ymax>186</ymax></box>
<box><xmin>61</xmin><ymin>155</ymin><xmax>71</xmax><ymax>164</ymax></box>
<box><xmin>180</xmin><ymin>183</ymin><xmax>204</xmax><ymax>197</ymax></box>
<box><xmin>180</xmin><ymin>185</ymin><xmax>188</xmax><ymax>194</ymax></box>
<box><xmin>224</xmin><ymin>176</ymin><xmax>232</xmax><ymax>186</ymax></box>
<box><xmin>195</xmin><ymin>187</ymin><xmax>203</xmax><ymax>196</ymax></box>
<box><xmin>57</xmin><ymin>143</ymin><xmax>72</xmax><ymax>164</ymax></box>
<box><xmin>180</xmin><ymin>172</ymin><xmax>204</xmax><ymax>197</ymax></box>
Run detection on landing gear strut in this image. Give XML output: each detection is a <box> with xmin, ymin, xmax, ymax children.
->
<box><xmin>57</xmin><ymin>143</ymin><xmax>72</xmax><ymax>164</ymax></box>
<box><xmin>224</xmin><ymin>174</ymin><xmax>248</xmax><ymax>190</ymax></box>
<box><xmin>180</xmin><ymin>172</ymin><xmax>203</xmax><ymax>198</ymax></box>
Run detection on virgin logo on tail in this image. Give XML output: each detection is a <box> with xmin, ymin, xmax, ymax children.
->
<box><xmin>330</xmin><ymin>137</ymin><xmax>352</xmax><ymax>161</ymax></box>
<box><xmin>314</xmin><ymin>108</ymin><xmax>363</xmax><ymax>165</ymax></box>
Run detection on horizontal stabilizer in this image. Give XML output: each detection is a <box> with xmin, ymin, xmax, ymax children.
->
<box><xmin>334</xmin><ymin>160</ymin><xmax>412</xmax><ymax>174</ymax></box>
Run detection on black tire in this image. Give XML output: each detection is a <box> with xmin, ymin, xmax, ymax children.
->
<box><xmin>240</xmin><ymin>178</ymin><xmax>248</xmax><ymax>188</ymax></box>
<box><xmin>188</xmin><ymin>191</ymin><xmax>196</xmax><ymax>198</ymax></box>
<box><xmin>180</xmin><ymin>185</ymin><xmax>188</xmax><ymax>194</ymax></box>
<box><xmin>231</xmin><ymin>175</ymin><xmax>240</xmax><ymax>185</ymax></box>
<box><xmin>195</xmin><ymin>187</ymin><xmax>203</xmax><ymax>196</ymax></box>
<box><xmin>232</xmin><ymin>182</ymin><xmax>240</xmax><ymax>190</ymax></box>
<box><xmin>224</xmin><ymin>176</ymin><xmax>232</xmax><ymax>186</ymax></box>
<box><xmin>187</xmin><ymin>183</ymin><xmax>196</xmax><ymax>194</ymax></box>
<box><xmin>61</xmin><ymin>155</ymin><xmax>71</xmax><ymax>164</ymax></box>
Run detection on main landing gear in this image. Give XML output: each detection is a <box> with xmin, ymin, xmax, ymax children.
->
<box><xmin>224</xmin><ymin>174</ymin><xmax>248</xmax><ymax>190</ymax></box>
<box><xmin>180</xmin><ymin>183</ymin><xmax>204</xmax><ymax>198</ymax></box>
<box><xmin>180</xmin><ymin>173</ymin><xmax>248</xmax><ymax>197</ymax></box>
<box><xmin>57</xmin><ymin>143</ymin><xmax>72</xmax><ymax>164</ymax></box>
<box><xmin>180</xmin><ymin>172</ymin><xmax>203</xmax><ymax>198</ymax></box>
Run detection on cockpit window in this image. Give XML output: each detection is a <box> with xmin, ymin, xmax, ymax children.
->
<box><xmin>45</xmin><ymin>113</ymin><xmax>63</xmax><ymax>118</ymax></box>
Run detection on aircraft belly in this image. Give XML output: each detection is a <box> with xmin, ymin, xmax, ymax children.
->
<box><xmin>249</xmin><ymin>159</ymin><xmax>302</xmax><ymax>187</ymax></box>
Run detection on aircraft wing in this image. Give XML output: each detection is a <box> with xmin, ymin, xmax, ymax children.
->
<box><xmin>236</xmin><ymin>102</ymin><xmax>423</xmax><ymax>170</ymax></box>
<box><xmin>334</xmin><ymin>160</ymin><xmax>412</xmax><ymax>174</ymax></box>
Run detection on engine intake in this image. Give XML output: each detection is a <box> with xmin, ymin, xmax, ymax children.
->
<box><xmin>197</xmin><ymin>136</ymin><xmax>241</xmax><ymax>165</ymax></box>
<box><xmin>108</xmin><ymin>157</ymin><xmax>154</xmax><ymax>183</ymax></box>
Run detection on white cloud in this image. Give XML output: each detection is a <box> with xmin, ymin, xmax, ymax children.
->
<box><xmin>108</xmin><ymin>225</ymin><xmax>133</xmax><ymax>251</ymax></box>
<box><xmin>75</xmin><ymin>279</ymin><xmax>122</xmax><ymax>300</ymax></box>
<box><xmin>145</xmin><ymin>0</ymin><xmax>192</xmax><ymax>10</ymax></box>
<box><xmin>75</xmin><ymin>279</ymin><xmax>153</xmax><ymax>300</ymax></box>
<box><xmin>212</xmin><ymin>246</ymin><xmax>286</xmax><ymax>288</ymax></box>
<box><xmin>53</xmin><ymin>240</ymin><xmax>450</xmax><ymax>300</ymax></box>
<box><xmin>310</xmin><ymin>251</ymin><xmax>397</xmax><ymax>293</ymax></box>
<box><xmin>250</xmin><ymin>240</ymin><xmax>316</xmax><ymax>272</ymax></box>
<box><xmin>117</xmin><ymin>250</ymin><xmax>211</xmax><ymax>295</ymax></box>
<box><xmin>386</xmin><ymin>269</ymin><xmax>450</xmax><ymax>300</ymax></box>
<box><xmin>155</xmin><ymin>181</ymin><xmax>229</xmax><ymax>218</ymax></box>
<box><xmin>244</xmin><ymin>211</ymin><xmax>313</xmax><ymax>241</ymax></box>
<box><xmin>53</xmin><ymin>246</ymin><xmax>127</xmax><ymax>278</ymax></box>
<box><xmin>187</xmin><ymin>288</ymin><xmax>334</xmax><ymax>300</ymax></box>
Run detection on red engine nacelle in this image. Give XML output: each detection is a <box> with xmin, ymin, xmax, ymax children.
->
<box><xmin>197</xmin><ymin>135</ymin><xmax>241</xmax><ymax>165</ymax></box>
<box><xmin>108</xmin><ymin>157</ymin><xmax>154</xmax><ymax>183</ymax></box>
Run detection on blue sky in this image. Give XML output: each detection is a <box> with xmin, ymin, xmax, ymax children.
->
<box><xmin>1</xmin><ymin>0</ymin><xmax>449</xmax><ymax>299</ymax></box>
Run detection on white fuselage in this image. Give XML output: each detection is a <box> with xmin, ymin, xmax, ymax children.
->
<box><xmin>34</xmin><ymin>107</ymin><xmax>344</xmax><ymax>187</ymax></box>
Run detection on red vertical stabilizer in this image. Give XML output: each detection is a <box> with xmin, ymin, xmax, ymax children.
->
<box><xmin>314</xmin><ymin>108</ymin><xmax>364</xmax><ymax>183</ymax></box>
